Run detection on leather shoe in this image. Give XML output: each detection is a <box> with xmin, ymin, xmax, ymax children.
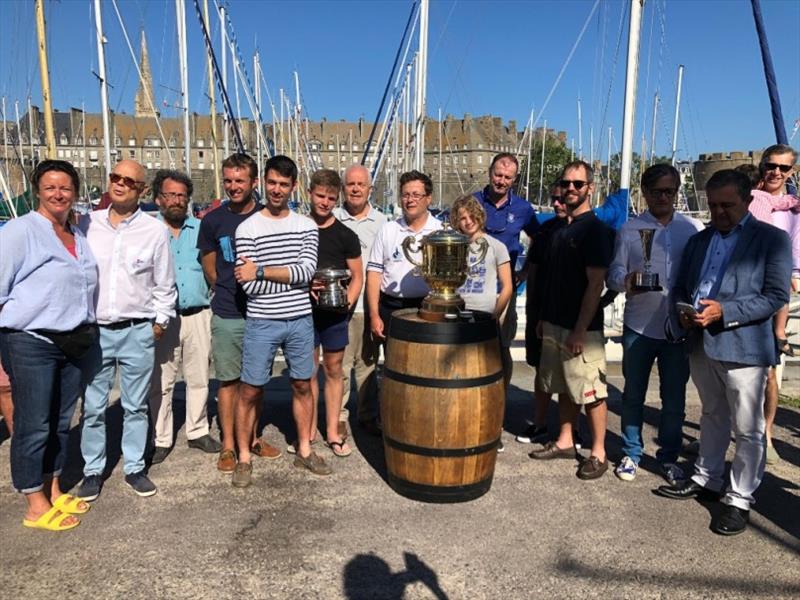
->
<box><xmin>188</xmin><ymin>434</ymin><xmax>222</xmax><ymax>453</ymax></box>
<box><xmin>150</xmin><ymin>446</ymin><xmax>171</xmax><ymax>465</ymax></box>
<box><xmin>713</xmin><ymin>505</ymin><xmax>749</xmax><ymax>536</ymax></box>
<box><xmin>528</xmin><ymin>441</ymin><xmax>576</xmax><ymax>460</ymax></box>
<box><xmin>655</xmin><ymin>479</ymin><xmax>719</xmax><ymax>501</ymax></box>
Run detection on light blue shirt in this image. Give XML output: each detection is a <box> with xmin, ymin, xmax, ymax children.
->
<box><xmin>693</xmin><ymin>213</ymin><xmax>751</xmax><ymax>308</ymax></box>
<box><xmin>0</xmin><ymin>211</ymin><xmax>98</xmax><ymax>331</ymax></box>
<box><xmin>160</xmin><ymin>215</ymin><xmax>210</xmax><ymax>310</ymax></box>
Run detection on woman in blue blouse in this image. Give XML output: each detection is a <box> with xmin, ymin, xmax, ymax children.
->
<box><xmin>0</xmin><ymin>160</ymin><xmax>98</xmax><ymax>531</ymax></box>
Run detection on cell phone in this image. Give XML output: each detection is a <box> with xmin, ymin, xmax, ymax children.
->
<box><xmin>675</xmin><ymin>302</ymin><xmax>698</xmax><ymax>316</ymax></box>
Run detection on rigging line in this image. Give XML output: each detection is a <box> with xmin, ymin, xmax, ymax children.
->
<box><xmin>110</xmin><ymin>0</ymin><xmax>174</xmax><ymax>162</ymax></box>
<box><xmin>530</xmin><ymin>0</ymin><xmax>600</xmax><ymax>133</ymax></box>
<box><xmin>638</xmin><ymin>0</ymin><xmax>657</xmax><ymax>146</ymax></box>
<box><xmin>158</xmin><ymin>0</ymin><xmax>169</xmax><ymax>108</ymax></box>
<box><xmin>594</xmin><ymin>0</ymin><xmax>627</xmax><ymax>159</ymax></box>
<box><xmin>361</xmin><ymin>1</ymin><xmax>418</xmax><ymax>165</ymax></box>
<box><xmin>429</xmin><ymin>0</ymin><xmax>457</xmax><ymax>60</ymax></box>
<box><xmin>589</xmin><ymin>0</ymin><xmax>605</xmax><ymax>133</ymax></box>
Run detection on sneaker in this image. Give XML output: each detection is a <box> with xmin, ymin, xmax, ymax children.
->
<box><xmin>150</xmin><ymin>446</ymin><xmax>171</xmax><ymax>465</ymax></box>
<box><xmin>231</xmin><ymin>462</ymin><xmax>252</xmax><ymax>488</ymax></box>
<box><xmin>293</xmin><ymin>451</ymin><xmax>332</xmax><ymax>476</ymax></box>
<box><xmin>515</xmin><ymin>424</ymin><xmax>548</xmax><ymax>444</ymax></box>
<box><xmin>76</xmin><ymin>475</ymin><xmax>103</xmax><ymax>502</ymax></box>
<box><xmin>124</xmin><ymin>471</ymin><xmax>157</xmax><ymax>497</ymax></box>
<box><xmin>661</xmin><ymin>462</ymin><xmax>685</xmax><ymax>486</ymax></box>
<box><xmin>497</xmin><ymin>439</ymin><xmax>505</xmax><ymax>453</ymax></box>
<box><xmin>188</xmin><ymin>434</ymin><xmax>222</xmax><ymax>453</ymax></box>
<box><xmin>615</xmin><ymin>456</ymin><xmax>638</xmax><ymax>482</ymax></box>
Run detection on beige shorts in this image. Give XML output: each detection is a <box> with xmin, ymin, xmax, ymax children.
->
<box><xmin>537</xmin><ymin>321</ymin><xmax>608</xmax><ymax>405</ymax></box>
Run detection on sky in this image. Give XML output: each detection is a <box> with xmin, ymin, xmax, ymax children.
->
<box><xmin>0</xmin><ymin>0</ymin><xmax>798</xmax><ymax>162</ymax></box>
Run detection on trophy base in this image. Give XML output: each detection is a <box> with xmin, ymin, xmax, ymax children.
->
<box><xmin>632</xmin><ymin>284</ymin><xmax>662</xmax><ymax>292</ymax></box>
<box><xmin>418</xmin><ymin>296</ymin><xmax>465</xmax><ymax>322</ymax></box>
<box><xmin>632</xmin><ymin>272</ymin><xmax>661</xmax><ymax>292</ymax></box>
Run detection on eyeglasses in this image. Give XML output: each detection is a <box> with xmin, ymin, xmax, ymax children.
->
<box><xmin>648</xmin><ymin>188</ymin><xmax>678</xmax><ymax>198</ymax></box>
<box><xmin>558</xmin><ymin>179</ymin><xmax>587</xmax><ymax>190</ymax></box>
<box><xmin>401</xmin><ymin>192</ymin><xmax>428</xmax><ymax>200</ymax></box>
<box><xmin>764</xmin><ymin>162</ymin><xmax>792</xmax><ymax>174</ymax></box>
<box><xmin>160</xmin><ymin>192</ymin><xmax>188</xmax><ymax>202</ymax></box>
<box><xmin>110</xmin><ymin>172</ymin><xmax>144</xmax><ymax>189</ymax></box>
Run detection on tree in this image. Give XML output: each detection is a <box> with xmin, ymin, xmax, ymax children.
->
<box><xmin>517</xmin><ymin>132</ymin><xmax>572</xmax><ymax>207</ymax></box>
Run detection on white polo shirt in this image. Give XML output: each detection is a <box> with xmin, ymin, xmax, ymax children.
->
<box><xmin>334</xmin><ymin>204</ymin><xmax>387</xmax><ymax>312</ymax></box>
<box><xmin>367</xmin><ymin>212</ymin><xmax>443</xmax><ymax>299</ymax></box>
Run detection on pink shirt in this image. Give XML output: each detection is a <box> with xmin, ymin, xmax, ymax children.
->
<box><xmin>750</xmin><ymin>190</ymin><xmax>800</xmax><ymax>273</ymax></box>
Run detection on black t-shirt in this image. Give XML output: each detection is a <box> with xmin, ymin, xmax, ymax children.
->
<box><xmin>196</xmin><ymin>202</ymin><xmax>262</xmax><ymax>319</ymax></box>
<box><xmin>526</xmin><ymin>215</ymin><xmax>567</xmax><ymax>319</ymax></box>
<box><xmin>317</xmin><ymin>219</ymin><xmax>361</xmax><ymax>270</ymax></box>
<box><xmin>539</xmin><ymin>211</ymin><xmax>615</xmax><ymax>331</ymax></box>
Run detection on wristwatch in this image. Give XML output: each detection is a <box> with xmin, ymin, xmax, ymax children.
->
<box><xmin>256</xmin><ymin>265</ymin><xmax>265</xmax><ymax>281</ymax></box>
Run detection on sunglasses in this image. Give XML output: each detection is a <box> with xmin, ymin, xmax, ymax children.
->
<box><xmin>763</xmin><ymin>162</ymin><xmax>792</xmax><ymax>174</ymax></box>
<box><xmin>110</xmin><ymin>172</ymin><xmax>144</xmax><ymax>189</ymax></box>
<box><xmin>550</xmin><ymin>195</ymin><xmax>563</xmax><ymax>204</ymax></box>
<box><xmin>558</xmin><ymin>179</ymin><xmax>587</xmax><ymax>190</ymax></box>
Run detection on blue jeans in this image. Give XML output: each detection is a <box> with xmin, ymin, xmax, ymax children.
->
<box><xmin>80</xmin><ymin>322</ymin><xmax>155</xmax><ymax>476</ymax></box>
<box><xmin>621</xmin><ymin>326</ymin><xmax>689</xmax><ymax>464</ymax></box>
<box><xmin>0</xmin><ymin>331</ymin><xmax>82</xmax><ymax>493</ymax></box>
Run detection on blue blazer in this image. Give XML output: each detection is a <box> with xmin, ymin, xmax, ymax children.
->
<box><xmin>673</xmin><ymin>217</ymin><xmax>792</xmax><ymax>366</ymax></box>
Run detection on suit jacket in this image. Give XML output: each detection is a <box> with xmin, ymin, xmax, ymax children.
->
<box><xmin>673</xmin><ymin>216</ymin><xmax>792</xmax><ymax>366</ymax></box>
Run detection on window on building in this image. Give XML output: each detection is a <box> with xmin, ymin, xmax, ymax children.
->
<box><xmin>57</xmin><ymin>149</ymin><xmax>64</xmax><ymax>158</ymax></box>
<box><xmin>155</xmin><ymin>150</ymin><xmax>160</xmax><ymax>158</ymax></box>
<box><xmin>198</xmin><ymin>150</ymin><xmax>204</xmax><ymax>159</ymax></box>
<box><xmin>197</xmin><ymin>139</ymin><xmax>205</xmax><ymax>147</ymax></box>
<box><xmin>155</xmin><ymin>162</ymin><xmax>161</xmax><ymax>168</ymax></box>
<box><xmin>462</xmin><ymin>156</ymin><xmax>467</xmax><ymax>164</ymax></box>
<box><xmin>115</xmin><ymin>137</ymin><xmax>122</xmax><ymax>146</ymax></box>
<box><xmin>327</xmin><ymin>143</ymin><xmax>334</xmax><ymax>150</ymax></box>
<box><xmin>352</xmin><ymin>144</ymin><xmax>359</xmax><ymax>151</ymax></box>
<box><xmin>328</xmin><ymin>155</ymin><xmax>333</xmax><ymax>162</ymax></box>
<box><xmin>146</xmin><ymin>151</ymin><xmax>153</xmax><ymax>159</ymax></box>
<box><xmin>90</xmin><ymin>136</ymin><xmax>98</xmax><ymax>145</ymax></box>
<box><xmin>89</xmin><ymin>150</ymin><xmax>98</xmax><ymax>159</ymax></box>
<box><xmin>128</xmin><ymin>138</ymin><xmax>135</xmax><ymax>146</ymax></box>
<box><xmin>198</xmin><ymin>163</ymin><xmax>204</xmax><ymax>170</ymax></box>
<box><xmin>146</xmin><ymin>162</ymin><xmax>152</xmax><ymax>169</ymax></box>
<box><xmin>477</xmin><ymin>155</ymin><xmax>483</xmax><ymax>164</ymax></box>
<box><xmin>169</xmin><ymin>138</ymin><xmax>176</xmax><ymax>147</ymax></box>
<box><xmin>129</xmin><ymin>150</ymin><xmax>135</xmax><ymax>158</ymax></box>
<box><xmin>59</xmin><ymin>134</ymin><xmax>67</xmax><ymax>145</ymax></box>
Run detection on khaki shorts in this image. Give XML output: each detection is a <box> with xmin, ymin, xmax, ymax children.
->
<box><xmin>537</xmin><ymin>321</ymin><xmax>608</xmax><ymax>405</ymax></box>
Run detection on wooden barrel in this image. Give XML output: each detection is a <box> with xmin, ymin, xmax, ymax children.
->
<box><xmin>381</xmin><ymin>309</ymin><xmax>505</xmax><ymax>503</ymax></box>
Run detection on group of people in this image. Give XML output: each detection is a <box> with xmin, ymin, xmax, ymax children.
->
<box><xmin>0</xmin><ymin>143</ymin><xmax>796</xmax><ymax>538</ymax></box>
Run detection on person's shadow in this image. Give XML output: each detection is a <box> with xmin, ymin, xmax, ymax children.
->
<box><xmin>343</xmin><ymin>552</ymin><xmax>448</xmax><ymax>600</ymax></box>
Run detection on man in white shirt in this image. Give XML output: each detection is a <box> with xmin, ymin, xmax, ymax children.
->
<box><xmin>77</xmin><ymin>160</ymin><xmax>177</xmax><ymax>501</ymax></box>
<box><xmin>366</xmin><ymin>170</ymin><xmax>443</xmax><ymax>341</ymax></box>
<box><xmin>607</xmin><ymin>163</ymin><xmax>702</xmax><ymax>484</ymax></box>
<box><xmin>333</xmin><ymin>165</ymin><xmax>387</xmax><ymax>436</ymax></box>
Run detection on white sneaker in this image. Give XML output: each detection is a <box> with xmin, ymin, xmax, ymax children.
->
<box><xmin>614</xmin><ymin>456</ymin><xmax>637</xmax><ymax>482</ymax></box>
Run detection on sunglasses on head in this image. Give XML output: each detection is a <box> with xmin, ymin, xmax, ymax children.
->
<box><xmin>110</xmin><ymin>172</ymin><xmax>143</xmax><ymax>189</ymax></box>
<box><xmin>764</xmin><ymin>162</ymin><xmax>792</xmax><ymax>174</ymax></box>
<box><xmin>558</xmin><ymin>179</ymin><xmax>587</xmax><ymax>190</ymax></box>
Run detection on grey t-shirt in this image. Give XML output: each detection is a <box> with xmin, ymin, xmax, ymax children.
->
<box><xmin>458</xmin><ymin>234</ymin><xmax>511</xmax><ymax>314</ymax></box>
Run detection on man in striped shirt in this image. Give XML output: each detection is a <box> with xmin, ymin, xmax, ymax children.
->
<box><xmin>232</xmin><ymin>155</ymin><xmax>326</xmax><ymax>486</ymax></box>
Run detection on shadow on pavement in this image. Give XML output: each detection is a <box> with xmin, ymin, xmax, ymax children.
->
<box><xmin>342</xmin><ymin>552</ymin><xmax>449</xmax><ymax>600</ymax></box>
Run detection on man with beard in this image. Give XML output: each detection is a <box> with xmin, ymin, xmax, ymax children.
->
<box><xmin>233</xmin><ymin>155</ymin><xmax>322</xmax><ymax>486</ymax></box>
<box><xmin>77</xmin><ymin>160</ymin><xmax>176</xmax><ymax>500</ymax></box>
<box><xmin>333</xmin><ymin>165</ymin><xmax>387</xmax><ymax>436</ymax></box>
<box><xmin>529</xmin><ymin>161</ymin><xmax>615</xmax><ymax>480</ymax></box>
<box><xmin>197</xmin><ymin>153</ymin><xmax>280</xmax><ymax>474</ymax></box>
<box><xmin>148</xmin><ymin>170</ymin><xmax>220</xmax><ymax>465</ymax></box>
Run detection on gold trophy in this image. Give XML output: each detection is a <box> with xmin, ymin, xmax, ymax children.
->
<box><xmin>632</xmin><ymin>229</ymin><xmax>662</xmax><ymax>292</ymax></box>
<box><xmin>402</xmin><ymin>224</ymin><xmax>488</xmax><ymax>321</ymax></box>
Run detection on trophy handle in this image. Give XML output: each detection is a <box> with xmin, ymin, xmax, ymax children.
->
<box><xmin>402</xmin><ymin>236</ymin><xmax>423</xmax><ymax>267</ymax></box>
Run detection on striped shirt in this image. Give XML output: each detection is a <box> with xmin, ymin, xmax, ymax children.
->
<box><xmin>235</xmin><ymin>210</ymin><xmax>318</xmax><ymax>319</ymax></box>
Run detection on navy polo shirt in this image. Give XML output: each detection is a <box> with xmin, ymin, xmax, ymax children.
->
<box><xmin>473</xmin><ymin>186</ymin><xmax>539</xmax><ymax>267</ymax></box>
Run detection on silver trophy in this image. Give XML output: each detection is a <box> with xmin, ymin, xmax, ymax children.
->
<box><xmin>632</xmin><ymin>229</ymin><xmax>662</xmax><ymax>292</ymax></box>
<box><xmin>314</xmin><ymin>268</ymin><xmax>351</xmax><ymax>311</ymax></box>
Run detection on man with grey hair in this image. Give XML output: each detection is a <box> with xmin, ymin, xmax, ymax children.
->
<box><xmin>333</xmin><ymin>164</ymin><xmax>387</xmax><ymax>436</ymax></box>
<box><xmin>148</xmin><ymin>170</ymin><xmax>219</xmax><ymax>465</ymax></box>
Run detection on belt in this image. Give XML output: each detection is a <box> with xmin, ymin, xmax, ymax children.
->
<box><xmin>178</xmin><ymin>306</ymin><xmax>207</xmax><ymax>317</ymax></box>
<box><xmin>98</xmin><ymin>318</ymin><xmax>150</xmax><ymax>331</ymax></box>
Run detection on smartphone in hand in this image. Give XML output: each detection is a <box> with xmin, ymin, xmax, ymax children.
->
<box><xmin>675</xmin><ymin>301</ymin><xmax>698</xmax><ymax>316</ymax></box>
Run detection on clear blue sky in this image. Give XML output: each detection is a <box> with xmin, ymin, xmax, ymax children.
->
<box><xmin>1</xmin><ymin>0</ymin><xmax>798</xmax><ymax>161</ymax></box>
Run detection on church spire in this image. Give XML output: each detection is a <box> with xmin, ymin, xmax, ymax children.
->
<box><xmin>134</xmin><ymin>30</ymin><xmax>159</xmax><ymax>118</ymax></box>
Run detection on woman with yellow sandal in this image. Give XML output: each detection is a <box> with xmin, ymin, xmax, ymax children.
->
<box><xmin>0</xmin><ymin>160</ymin><xmax>99</xmax><ymax>531</ymax></box>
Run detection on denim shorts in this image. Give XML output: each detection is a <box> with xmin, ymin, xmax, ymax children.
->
<box><xmin>241</xmin><ymin>316</ymin><xmax>314</xmax><ymax>386</ymax></box>
<box><xmin>313</xmin><ymin>309</ymin><xmax>349</xmax><ymax>351</ymax></box>
<box><xmin>211</xmin><ymin>314</ymin><xmax>245</xmax><ymax>382</ymax></box>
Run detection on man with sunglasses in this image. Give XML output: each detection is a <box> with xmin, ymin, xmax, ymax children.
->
<box><xmin>148</xmin><ymin>169</ymin><xmax>220</xmax><ymax>466</ymax></box>
<box><xmin>77</xmin><ymin>160</ymin><xmax>177</xmax><ymax>501</ymax></box>
<box><xmin>607</xmin><ymin>164</ymin><xmax>703</xmax><ymax>485</ymax></box>
<box><xmin>473</xmin><ymin>153</ymin><xmax>538</xmax><ymax>385</ymax></box>
<box><xmin>530</xmin><ymin>161</ymin><xmax>615</xmax><ymax>480</ymax></box>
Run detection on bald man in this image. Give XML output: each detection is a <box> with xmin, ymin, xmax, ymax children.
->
<box><xmin>77</xmin><ymin>159</ymin><xmax>177</xmax><ymax>501</ymax></box>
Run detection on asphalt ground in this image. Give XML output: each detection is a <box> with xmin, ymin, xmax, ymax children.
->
<box><xmin>0</xmin><ymin>362</ymin><xmax>798</xmax><ymax>599</ymax></box>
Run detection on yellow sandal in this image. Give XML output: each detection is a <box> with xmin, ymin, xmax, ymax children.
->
<box><xmin>52</xmin><ymin>494</ymin><xmax>91</xmax><ymax>515</ymax></box>
<box><xmin>23</xmin><ymin>506</ymin><xmax>80</xmax><ymax>531</ymax></box>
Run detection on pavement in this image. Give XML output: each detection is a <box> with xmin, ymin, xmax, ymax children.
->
<box><xmin>0</xmin><ymin>362</ymin><xmax>798</xmax><ymax>599</ymax></box>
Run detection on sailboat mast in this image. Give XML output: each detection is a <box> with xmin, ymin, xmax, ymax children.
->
<box><xmin>204</xmin><ymin>0</ymin><xmax>221</xmax><ymax>199</ymax></box>
<box><xmin>14</xmin><ymin>101</ymin><xmax>27</xmax><ymax>193</ymax></box>
<box><xmin>34</xmin><ymin>0</ymin><xmax>56</xmax><ymax>159</ymax></box>
<box><xmin>525</xmin><ymin>109</ymin><xmax>534</xmax><ymax>200</ymax></box>
<box><xmin>254</xmin><ymin>52</ymin><xmax>264</xmax><ymax>195</ymax></box>
<box><xmin>2</xmin><ymin>98</ymin><xmax>9</xmax><ymax>186</ymax></box>
<box><xmin>649</xmin><ymin>92</ymin><xmax>658</xmax><ymax>163</ymax></box>
<box><xmin>413</xmin><ymin>0</ymin><xmax>428</xmax><ymax>171</ymax></box>
<box><xmin>537</xmin><ymin>120</ymin><xmax>547</xmax><ymax>206</ymax></box>
<box><xmin>619</xmin><ymin>0</ymin><xmax>644</xmax><ymax>191</ymax></box>
<box><xmin>438</xmin><ymin>107</ymin><xmax>442</xmax><ymax>206</ymax></box>
<box><xmin>577</xmin><ymin>97</ymin><xmax>583</xmax><ymax>160</ymax></box>
<box><xmin>670</xmin><ymin>64</ymin><xmax>684</xmax><ymax>166</ymax></box>
<box><xmin>176</xmin><ymin>0</ymin><xmax>191</xmax><ymax>175</ymax></box>
<box><xmin>27</xmin><ymin>98</ymin><xmax>35</xmax><ymax>165</ymax></box>
<box><xmin>81</xmin><ymin>102</ymin><xmax>89</xmax><ymax>199</ymax></box>
<box><xmin>219</xmin><ymin>5</ymin><xmax>229</xmax><ymax>158</ymax></box>
<box><xmin>93</xmin><ymin>0</ymin><xmax>112</xmax><ymax>180</ymax></box>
